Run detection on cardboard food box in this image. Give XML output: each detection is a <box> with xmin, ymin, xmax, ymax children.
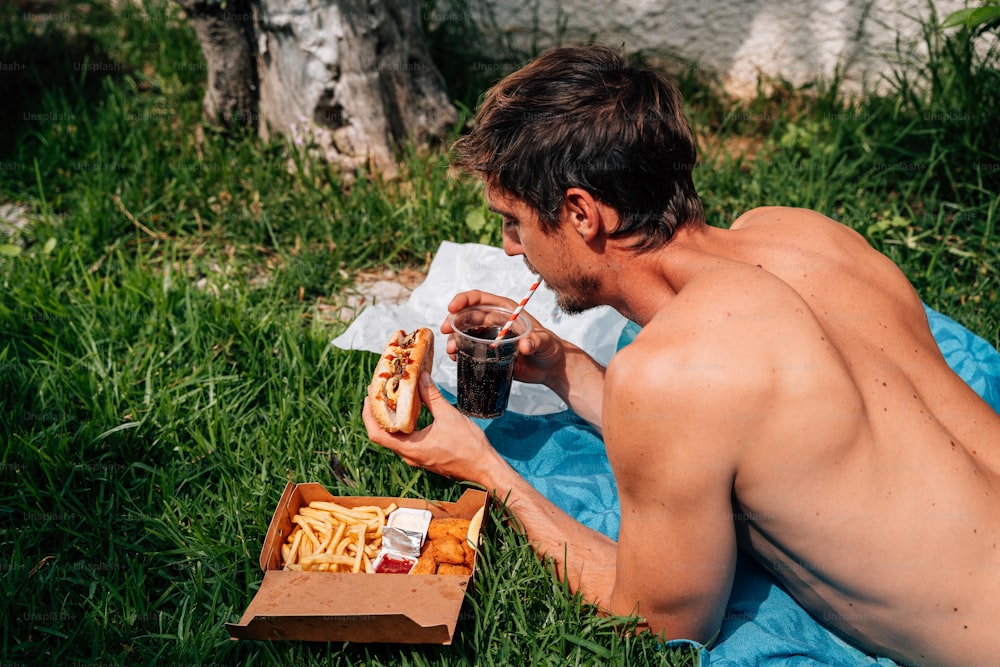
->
<box><xmin>226</xmin><ymin>482</ymin><xmax>488</xmax><ymax>644</ymax></box>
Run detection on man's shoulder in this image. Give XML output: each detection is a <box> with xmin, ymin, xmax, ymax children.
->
<box><xmin>604</xmin><ymin>281</ymin><xmax>849</xmax><ymax>490</ymax></box>
<box><xmin>608</xmin><ymin>268</ymin><xmax>826</xmax><ymax>425</ymax></box>
<box><xmin>603</xmin><ymin>316</ymin><xmax>753</xmax><ymax>485</ymax></box>
<box><xmin>608</xmin><ymin>293</ymin><xmax>785</xmax><ymax>413</ymax></box>
<box><xmin>729</xmin><ymin>205</ymin><xmax>838</xmax><ymax>231</ymax></box>
<box><xmin>666</xmin><ymin>260</ymin><xmax>814</xmax><ymax>344</ymax></box>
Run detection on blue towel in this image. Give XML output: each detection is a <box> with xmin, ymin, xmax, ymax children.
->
<box><xmin>466</xmin><ymin>304</ymin><xmax>1000</xmax><ymax>665</ymax></box>
<box><xmin>923</xmin><ymin>303</ymin><xmax>1000</xmax><ymax>410</ymax></box>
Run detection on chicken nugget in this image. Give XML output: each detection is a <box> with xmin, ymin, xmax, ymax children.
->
<box><xmin>431</xmin><ymin>535</ymin><xmax>466</xmax><ymax>565</ymax></box>
<box><xmin>410</xmin><ymin>557</ymin><xmax>437</xmax><ymax>575</ymax></box>
<box><xmin>427</xmin><ymin>518</ymin><xmax>470</xmax><ymax>542</ymax></box>
<box><xmin>437</xmin><ymin>563</ymin><xmax>472</xmax><ymax>576</ymax></box>
<box><xmin>462</xmin><ymin>540</ymin><xmax>476</xmax><ymax>568</ymax></box>
<box><xmin>411</xmin><ymin>542</ymin><xmax>437</xmax><ymax>575</ymax></box>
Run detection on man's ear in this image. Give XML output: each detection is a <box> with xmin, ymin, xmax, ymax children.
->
<box><xmin>561</xmin><ymin>187</ymin><xmax>605</xmax><ymax>242</ymax></box>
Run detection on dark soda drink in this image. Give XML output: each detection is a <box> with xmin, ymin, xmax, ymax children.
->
<box><xmin>456</xmin><ymin>325</ymin><xmax>517</xmax><ymax>418</ymax></box>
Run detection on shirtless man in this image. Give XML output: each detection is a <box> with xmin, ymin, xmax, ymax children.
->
<box><xmin>362</xmin><ymin>45</ymin><xmax>1000</xmax><ymax>666</ymax></box>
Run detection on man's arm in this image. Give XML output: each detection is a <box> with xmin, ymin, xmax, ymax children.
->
<box><xmin>481</xmin><ymin>452</ymin><xmax>619</xmax><ymax>605</ymax></box>
<box><xmin>602</xmin><ymin>338</ymin><xmax>741</xmax><ymax>642</ymax></box>
<box><xmin>544</xmin><ymin>338</ymin><xmax>607</xmax><ymax>431</ymax></box>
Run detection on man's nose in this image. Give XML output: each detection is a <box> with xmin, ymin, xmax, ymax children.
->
<box><xmin>502</xmin><ymin>231</ymin><xmax>523</xmax><ymax>256</ymax></box>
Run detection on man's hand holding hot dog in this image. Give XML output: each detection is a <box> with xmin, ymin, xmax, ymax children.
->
<box><xmin>362</xmin><ymin>370</ymin><xmax>499</xmax><ymax>482</ymax></box>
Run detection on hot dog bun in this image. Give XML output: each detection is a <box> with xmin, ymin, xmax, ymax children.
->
<box><xmin>367</xmin><ymin>328</ymin><xmax>434</xmax><ymax>433</ymax></box>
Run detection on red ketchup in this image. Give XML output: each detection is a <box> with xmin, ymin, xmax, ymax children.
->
<box><xmin>375</xmin><ymin>555</ymin><xmax>414</xmax><ymax>574</ymax></box>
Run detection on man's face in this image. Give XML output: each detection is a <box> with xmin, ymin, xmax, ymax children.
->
<box><xmin>486</xmin><ymin>186</ymin><xmax>603</xmax><ymax>315</ymax></box>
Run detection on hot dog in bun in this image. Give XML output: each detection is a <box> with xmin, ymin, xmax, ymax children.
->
<box><xmin>368</xmin><ymin>328</ymin><xmax>434</xmax><ymax>433</ymax></box>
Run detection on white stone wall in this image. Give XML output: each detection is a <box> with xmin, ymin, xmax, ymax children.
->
<box><xmin>469</xmin><ymin>0</ymin><xmax>972</xmax><ymax>97</ymax></box>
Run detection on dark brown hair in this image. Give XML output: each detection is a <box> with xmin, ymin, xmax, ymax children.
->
<box><xmin>452</xmin><ymin>44</ymin><xmax>705</xmax><ymax>251</ymax></box>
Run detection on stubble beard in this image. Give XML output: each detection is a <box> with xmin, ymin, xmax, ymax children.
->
<box><xmin>524</xmin><ymin>258</ymin><xmax>602</xmax><ymax>315</ymax></box>
<box><xmin>556</xmin><ymin>274</ymin><xmax>602</xmax><ymax>314</ymax></box>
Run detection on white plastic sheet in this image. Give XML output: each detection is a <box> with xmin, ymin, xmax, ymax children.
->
<box><xmin>331</xmin><ymin>241</ymin><xmax>629</xmax><ymax>415</ymax></box>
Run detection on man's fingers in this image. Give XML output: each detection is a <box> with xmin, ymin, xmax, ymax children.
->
<box><xmin>417</xmin><ymin>371</ymin><xmax>452</xmax><ymax>416</ymax></box>
<box><xmin>446</xmin><ymin>290</ymin><xmax>518</xmax><ymax>315</ymax></box>
<box><xmin>363</xmin><ymin>396</ymin><xmax>420</xmax><ymax>455</ymax></box>
<box><xmin>361</xmin><ymin>397</ymin><xmax>382</xmax><ymax>437</ymax></box>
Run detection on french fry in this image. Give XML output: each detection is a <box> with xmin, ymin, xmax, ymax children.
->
<box><xmin>287</xmin><ymin>528</ymin><xmax>303</xmax><ymax>566</ymax></box>
<box><xmin>327</xmin><ymin>521</ymin><xmax>346</xmax><ymax>555</ymax></box>
<box><xmin>293</xmin><ymin>516</ymin><xmax>321</xmax><ymax>554</ymax></box>
<box><xmin>317</xmin><ymin>526</ymin><xmax>335</xmax><ymax>553</ymax></box>
<box><xmin>280</xmin><ymin>499</ymin><xmax>396</xmax><ymax>573</ymax></box>
<box><xmin>300</xmin><ymin>553</ymin><xmax>356</xmax><ymax>569</ymax></box>
<box><xmin>334</xmin><ymin>535</ymin><xmax>353</xmax><ymax>555</ymax></box>
<box><xmin>352</xmin><ymin>524</ymin><xmax>365</xmax><ymax>573</ymax></box>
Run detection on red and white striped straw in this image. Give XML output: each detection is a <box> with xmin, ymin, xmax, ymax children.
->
<box><xmin>494</xmin><ymin>278</ymin><xmax>542</xmax><ymax>343</ymax></box>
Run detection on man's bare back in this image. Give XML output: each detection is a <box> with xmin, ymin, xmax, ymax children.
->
<box><xmin>621</xmin><ymin>206</ymin><xmax>1000</xmax><ymax>665</ymax></box>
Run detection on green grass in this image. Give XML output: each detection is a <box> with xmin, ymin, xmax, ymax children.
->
<box><xmin>1</xmin><ymin>1</ymin><xmax>998</xmax><ymax>665</ymax></box>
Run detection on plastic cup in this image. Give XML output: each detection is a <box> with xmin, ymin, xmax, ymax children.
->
<box><xmin>449</xmin><ymin>305</ymin><xmax>532</xmax><ymax>418</ymax></box>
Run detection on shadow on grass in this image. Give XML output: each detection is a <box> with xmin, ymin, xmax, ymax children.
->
<box><xmin>0</xmin><ymin>2</ymin><xmax>133</xmax><ymax>156</ymax></box>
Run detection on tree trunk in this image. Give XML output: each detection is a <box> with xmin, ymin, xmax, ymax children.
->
<box><xmin>175</xmin><ymin>0</ymin><xmax>457</xmax><ymax>177</ymax></box>
<box><xmin>255</xmin><ymin>0</ymin><xmax>457</xmax><ymax>176</ymax></box>
<box><xmin>174</xmin><ymin>0</ymin><xmax>260</xmax><ymax>128</ymax></box>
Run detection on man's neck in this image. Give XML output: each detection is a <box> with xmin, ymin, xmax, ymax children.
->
<box><xmin>603</xmin><ymin>223</ymin><xmax>727</xmax><ymax>325</ymax></box>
